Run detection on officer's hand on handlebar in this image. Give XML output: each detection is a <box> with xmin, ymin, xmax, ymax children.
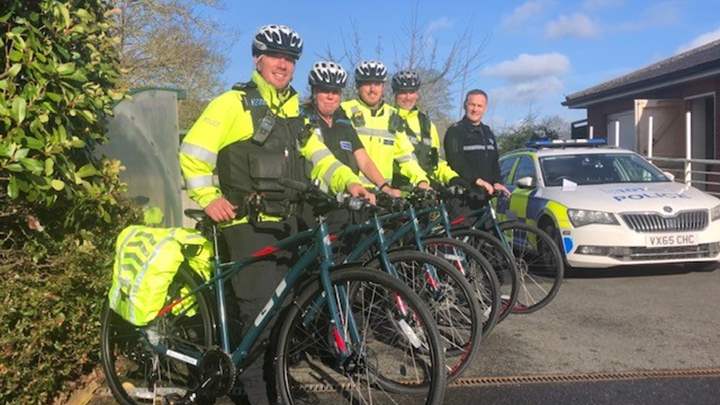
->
<box><xmin>474</xmin><ymin>178</ymin><xmax>494</xmax><ymax>195</ymax></box>
<box><xmin>493</xmin><ymin>183</ymin><xmax>511</xmax><ymax>197</ymax></box>
<box><xmin>381</xmin><ymin>185</ymin><xmax>402</xmax><ymax>198</ymax></box>
<box><xmin>416</xmin><ymin>180</ymin><xmax>432</xmax><ymax>191</ymax></box>
<box><xmin>347</xmin><ymin>182</ymin><xmax>376</xmax><ymax>205</ymax></box>
<box><xmin>204</xmin><ymin>196</ymin><xmax>237</xmax><ymax>223</ymax></box>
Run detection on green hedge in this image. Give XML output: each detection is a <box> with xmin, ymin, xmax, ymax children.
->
<box><xmin>0</xmin><ymin>1</ymin><xmax>134</xmax><ymax>402</ymax></box>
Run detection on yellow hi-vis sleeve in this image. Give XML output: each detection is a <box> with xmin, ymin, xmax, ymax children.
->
<box><xmin>430</xmin><ymin>122</ymin><xmax>460</xmax><ymax>185</ymax></box>
<box><xmin>179</xmin><ymin>91</ymin><xmax>251</xmax><ymax>208</ymax></box>
<box><xmin>300</xmin><ymin>131</ymin><xmax>361</xmax><ymax>194</ymax></box>
<box><xmin>394</xmin><ymin>130</ymin><xmax>430</xmax><ymax>186</ymax></box>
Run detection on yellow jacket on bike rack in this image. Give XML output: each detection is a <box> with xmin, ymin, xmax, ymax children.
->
<box><xmin>108</xmin><ymin>226</ymin><xmax>213</xmax><ymax>326</ymax></box>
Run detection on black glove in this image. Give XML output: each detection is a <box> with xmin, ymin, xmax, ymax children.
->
<box><xmin>447</xmin><ymin>177</ymin><xmax>470</xmax><ymax>195</ymax></box>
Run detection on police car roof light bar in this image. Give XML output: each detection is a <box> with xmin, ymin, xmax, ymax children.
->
<box><xmin>526</xmin><ymin>138</ymin><xmax>608</xmax><ymax>149</ymax></box>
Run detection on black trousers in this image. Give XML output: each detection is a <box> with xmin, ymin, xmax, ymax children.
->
<box><xmin>221</xmin><ymin>219</ymin><xmax>297</xmax><ymax>405</ymax></box>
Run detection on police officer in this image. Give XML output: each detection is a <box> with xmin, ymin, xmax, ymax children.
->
<box><xmin>304</xmin><ymin>60</ymin><xmax>393</xmax><ymax>198</ymax></box>
<box><xmin>179</xmin><ymin>24</ymin><xmax>369</xmax><ymax>405</ymax></box>
<box><xmin>390</xmin><ymin>70</ymin><xmax>462</xmax><ymax>188</ymax></box>
<box><xmin>341</xmin><ymin>60</ymin><xmax>431</xmax><ymax>192</ymax></box>
<box><xmin>444</xmin><ymin>89</ymin><xmax>511</xmax><ymax>197</ymax></box>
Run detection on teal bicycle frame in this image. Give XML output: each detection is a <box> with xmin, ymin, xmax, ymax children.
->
<box><xmin>149</xmin><ymin>216</ymin><xmax>361</xmax><ymax>370</ymax></box>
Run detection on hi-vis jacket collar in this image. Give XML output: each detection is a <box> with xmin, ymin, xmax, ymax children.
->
<box><xmin>357</xmin><ymin>98</ymin><xmax>387</xmax><ymax>117</ymax></box>
<box><xmin>251</xmin><ymin>70</ymin><xmax>298</xmax><ymax>116</ymax></box>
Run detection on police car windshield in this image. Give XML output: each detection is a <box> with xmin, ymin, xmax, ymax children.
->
<box><xmin>540</xmin><ymin>153</ymin><xmax>669</xmax><ymax>186</ymax></box>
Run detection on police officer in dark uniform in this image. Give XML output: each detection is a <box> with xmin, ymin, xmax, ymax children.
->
<box><xmin>444</xmin><ymin>89</ymin><xmax>511</xmax><ymax>198</ymax></box>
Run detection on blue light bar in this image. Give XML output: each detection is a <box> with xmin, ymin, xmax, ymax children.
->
<box><xmin>526</xmin><ymin>138</ymin><xmax>608</xmax><ymax>148</ymax></box>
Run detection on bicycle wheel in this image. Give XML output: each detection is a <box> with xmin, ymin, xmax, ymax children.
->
<box><xmin>101</xmin><ymin>267</ymin><xmax>215</xmax><ymax>405</ymax></box>
<box><xmin>421</xmin><ymin>237</ymin><xmax>501</xmax><ymax>337</ymax></box>
<box><xmin>499</xmin><ymin>221</ymin><xmax>564</xmax><ymax>314</ymax></box>
<box><xmin>367</xmin><ymin>250</ymin><xmax>483</xmax><ymax>384</ymax></box>
<box><xmin>453</xmin><ymin>228</ymin><xmax>519</xmax><ymax>322</ymax></box>
<box><xmin>274</xmin><ymin>267</ymin><xmax>447</xmax><ymax>405</ymax></box>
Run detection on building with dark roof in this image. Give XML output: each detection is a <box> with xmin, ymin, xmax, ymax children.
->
<box><xmin>563</xmin><ymin>39</ymin><xmax>720</xmax><ymax>192</ymax></box>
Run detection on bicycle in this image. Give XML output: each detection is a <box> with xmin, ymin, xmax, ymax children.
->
<box><xmin>449</xmin><ymin>188</ymin><xmax>564</xmax><ymax>317</ymax></box>
<box><xmin>323</xmin><ymin>190</ymin><xmax>486</xmax><ymax>385</ymax></box>
<box><xmin>100</xmin><ymin>184</ymin><xmax>447</xmax><ymax>405</ymax></box>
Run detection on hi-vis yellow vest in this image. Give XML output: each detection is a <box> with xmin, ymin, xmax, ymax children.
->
<box><xmin>108</xmin><ymin>226</ymin><xmax>213</xmax><ymax>326</ymax></box>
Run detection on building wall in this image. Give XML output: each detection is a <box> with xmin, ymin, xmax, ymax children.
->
<box><xmin>585</xmin><ymin>75</ymin><xmax>720</xmax><ymax>156</ymax></box>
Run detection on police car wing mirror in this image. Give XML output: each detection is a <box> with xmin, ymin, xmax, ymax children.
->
<box><xmin>663</xmin><ymin>171</ymin><xmax>675</xmax><ymax>182</ymax></box>
<box><xmin>515</xmin><ymin>176</ymin><xmax>535</xmax><ymax>189</ymax></box>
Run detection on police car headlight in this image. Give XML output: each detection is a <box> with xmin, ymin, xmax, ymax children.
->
<box><xmin>568</xmin><ymin>209</ymin><xmax>619</xmax><ymax>227</ymax></box>
<box><xmin>711</xmin><ymin>204</ymin><xmax>720</xmax><ymax>221</ymax></box>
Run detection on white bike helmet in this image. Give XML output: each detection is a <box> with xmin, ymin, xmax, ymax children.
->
<box><xmin>391</xmin><ymin>70</ymin><xmax>421</xmax><ymax>92</ymax></box>
<box><xmin>308</xmin><ymin>61</ymin><xmax>348</xmax><ymax>90</ymax></box>
<box><xmin>355</xmin><ymin>60</ymin><xmax>388</xmax><ymax>83</ymax></box>
<box><xmin>252</xmin><ymin>24</ymin><xmax>303</xmax><ymax>60</ymax></box>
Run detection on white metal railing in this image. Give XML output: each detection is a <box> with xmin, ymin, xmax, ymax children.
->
<box><xmin>648</xmin><ymin>156</ymin><xmax>720</xmax><ymax>197</ymax></box>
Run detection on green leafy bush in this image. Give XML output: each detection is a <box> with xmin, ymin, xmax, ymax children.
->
<box><xmin>0</xmin><ymin>1</ymin><xmax>134</xmax><ymax>402</ymax></box>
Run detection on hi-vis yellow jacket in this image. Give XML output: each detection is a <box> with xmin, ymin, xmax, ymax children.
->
<box><xmin>108</xmin><ymin>226</ymin><xmax>213</xmax><ymax>326</ymax></box>
<box><xmin>179</xmin><ymin>71</ymin><xmax>360</xmax><ymax>223</ymax></box>
<box><xmin>341</xmin><ymin>99</ymin><xmax>429</xmax><ymax>188</ymax></box>
<box><xmin>396</xmin><ymin>107</ymin><xmax>459</xmax><ymax>185</ymax></box>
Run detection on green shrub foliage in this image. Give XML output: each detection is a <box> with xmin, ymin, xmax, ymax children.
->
<box><xmin>0</xmin><ymin>1</ymin><xmax>134</xmax><ymax>402</ymax></box>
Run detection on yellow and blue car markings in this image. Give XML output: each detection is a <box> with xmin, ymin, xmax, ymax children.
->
<box><xmin>496</xmin><ymin>151</ymin><xmax>575</xmax><ymax>255</ymax></box>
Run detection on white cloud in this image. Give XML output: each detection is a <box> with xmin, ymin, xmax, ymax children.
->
<box><xmin>492</xmin><ymin>77</ymin><xmax>564</xmax><ymax>104</ymax></box>
<box><xmin>676</xmin><ymin>27</ymin><xmax>720</xmax><ymax>53</ymax></box>
<box><xmin>545</xmin><ymin>13</ymin><xmax>600</xmax><ymax>39</ymax></box>
<box><xmin>502</xmin><ymin>0</ymin><xmax>547</xmax><ymax>29</ymax></box>
<box><xmin>482</xmin><ymin>53</ymin><xmax>570</xmax><ymax>81</ymax></box>
<box><xmin>582</xmin><ymin>0</ymin><xmax>624</xmax><ymax>10</ymax></box>
<box><xmin>426</xmin><ymin>17</ymin><xmax>453</xmax><ymax>35</ymax></box>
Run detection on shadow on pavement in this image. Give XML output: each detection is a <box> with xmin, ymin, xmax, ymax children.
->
<box><xmin>565</xmin><ymin>262</ymin><xmax>718</xmax><ymax>279</ymax></box>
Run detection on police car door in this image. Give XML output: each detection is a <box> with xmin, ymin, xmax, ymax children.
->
<box><xmin>507</xmin><ymin>155</ymin><xmax>538</xmax><ymax>224</ymax></box>
<box><xmin>495</xmin><ymin>155</ymin><xmax>519</xmax><ymax>221</ymax></box>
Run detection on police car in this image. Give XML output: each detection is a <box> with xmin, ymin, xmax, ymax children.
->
<box><xmin>496</xmin><ymin>139</ymin><xmax>720</xmax><ymax>269</ymax></box>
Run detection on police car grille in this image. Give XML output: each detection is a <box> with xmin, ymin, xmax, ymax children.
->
<box><xmin>621</xmin><ymin>211</ymin><xmax>708</xmax><ymax>233</ymax></box>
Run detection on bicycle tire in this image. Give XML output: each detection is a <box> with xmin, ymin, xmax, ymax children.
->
<box><xmin>101</xmin><ymin>267</ymin><xmax>215</xmax><ymax>405</ymax></box>
<box><xmin>499</xmin><ymin>221</ymin><xmax>564</xmax><ymax>314</ymax></box>
<box><xmin>274</xmin><ymin>267</ymin><xmax>447</xmax><ymax>405</ymax></box>
<box><xmin>366</xmin><ymin>250</ymin><xmax>483</xmax><ymax>384</ymax></box>
<box><xmin>421</xmin><ymin>237</ymin><xmax>501</xmax><ymax>337</ymax></box>
<box><xmin>453</xmin><ymin>228</ymin><xmax>519</xmax><ymax>322</ymax></box>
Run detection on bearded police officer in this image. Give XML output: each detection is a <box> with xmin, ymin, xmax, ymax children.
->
<box><xmin>341</xmin><ymin>60</ymin><xmax>431</xmax><ymax>193</ymax></box>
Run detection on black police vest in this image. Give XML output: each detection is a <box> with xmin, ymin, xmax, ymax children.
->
<box><xmin>216</xmin><ymin>82</ymin><xmax>309</xmax><ymax>217</ymax></box>
<box><xmin>302</xmin><ymin>105</ymin><xmax>360</xmax><ymax>175</ymax></box>
<box><xmin>392</xmin><ymin>111</ymin><xmax>437</xmax><ymax>187</ymax></box>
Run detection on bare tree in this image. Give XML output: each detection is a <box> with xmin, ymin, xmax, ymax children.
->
<box><xmin>325</xmin><ymin>4</ymin><xmax>489</xmax><ymax>138</ymax></box>
<box><xmin>112</xmin><ymin>0</ymin><xmax>231</xmax><ymax>128</ymax></box>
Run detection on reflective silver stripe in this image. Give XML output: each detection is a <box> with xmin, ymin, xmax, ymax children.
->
<box><xmin>310</xmin><ymin>149</ymin><xmax>333</xmax><ymax>165</ymax></box>
<box><xmin>357</xmin><ymin>126</ymin><xmax>395</xmax><ymax>140</ymax></box>
<box><xmin>422</xmin><ymin>138</ymin><xmax>432</xmax><ymax>146</ymax></box>
<box><xmin>180</xmin><ymin>143</ymin><xmax>217</xmax><ymax>165</ymax></box>
<box><xmin>463</xmin><ymin>144</ymin><xmax>495</xmax><ymax>151</ymax></box>
<box><xmin>110</xmin><ymin>228</ymin><xmax>142</xmax><ymax>309</ymax></box>
<box><xmin>128</xmin><ymin>229</ymin><xmax>178</xmax><ymax>324</ymax></box>
<box><xmin>186</xmin><ymin>175</ymin><xmax>214</xmax><ymax>189</ymax></box>
<box><xmin>396</xmin><ymin>154</ymin><xmax>415</xmax><ymax>163</ymax></box>
<box><xmin>313</xmin><ymin>128</ymin><xmax>324</xmax><ymax>143</ymax></box>
<box><xmin>323</xmin><ymin>161</ymin><xmax>344</xmax><ymax>186</ymax></box>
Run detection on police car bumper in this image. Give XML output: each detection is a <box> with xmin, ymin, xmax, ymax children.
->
<box><xmin>563</xmin><ymin>220</ymin><xmax>720</xmax><ymax>268</ymax></box>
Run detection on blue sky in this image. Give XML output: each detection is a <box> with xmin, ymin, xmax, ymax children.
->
<box><xmin>210</xmin><ymin>0</ymin><xmax>720</xmax><ymax>129</ymax></box>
